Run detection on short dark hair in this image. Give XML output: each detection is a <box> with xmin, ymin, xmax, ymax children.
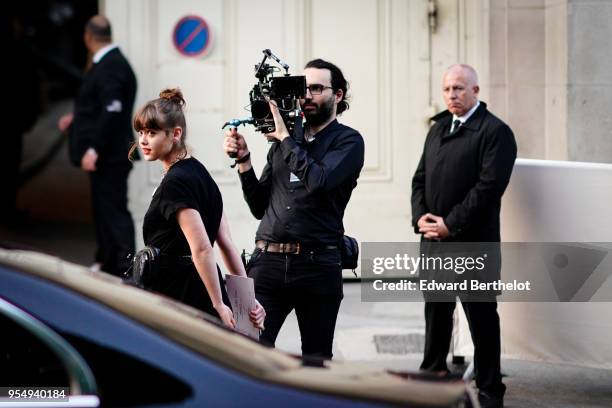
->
<box><xmin>304</xmin><ymin>58</ymin><xmax>350</xmax><ymax>115</ymax></box>
<box><xmin>85</xmin><ymin>15</ymin><xmax>112</xmax><ymax>43</ymax></box>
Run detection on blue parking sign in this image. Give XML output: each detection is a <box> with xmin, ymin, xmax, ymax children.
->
<box><xmin>173</xmin><ymin>15</ymin><xmax>212</xmax><ymax>57</ymax></box>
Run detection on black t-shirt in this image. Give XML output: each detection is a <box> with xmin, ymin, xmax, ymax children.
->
<box><xmin>143</xmin><ymin>157</ymin><xmax>223</xmax><ymax>255</ymax></box>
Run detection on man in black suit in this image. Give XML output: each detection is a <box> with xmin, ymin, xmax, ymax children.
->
<box><xmin>58</xmin><ymin>15</ymin><xmax>137</xmax><ymax>276</ymax></box>
<box><xmin>411</xmin><ymin>64</ymin><xmax>517</xmax><ymax>408</ymax></box>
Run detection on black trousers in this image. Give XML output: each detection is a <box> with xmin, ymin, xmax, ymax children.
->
<box><xmin>420</xmin><ymin>300</ymin><xmax>506</xmax><ymax>397</ymax></box>
<box><xmin>247</xmin><ymin>248</ymin><xmax>344</xmax><ymax>359</ymax></box>
<box><xmin>89</xmin><ymin>165</ymin><xmax>135</xmax><ymax>276</ymax></box>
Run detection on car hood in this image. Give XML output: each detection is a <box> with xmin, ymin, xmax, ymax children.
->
<box><xmin>0</xmin><ymin>249</ymin><xmax>468</xmax><ymax>407</ymax></box>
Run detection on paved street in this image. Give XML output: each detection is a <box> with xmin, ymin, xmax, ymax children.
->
<box><xmin>277</xmin><ymin>283</ymin><xmax>612</xmax><ymax>408</ymax></box>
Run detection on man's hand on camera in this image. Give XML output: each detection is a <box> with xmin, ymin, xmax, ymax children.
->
<box><xmin>266</xmin><ymin>99</ymin><xmax>290</xmax><ymax>142</ymax></box>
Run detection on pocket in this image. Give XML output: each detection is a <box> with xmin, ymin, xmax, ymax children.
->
<box><xmin>310</xmin><ymin>249</ymin><xmax>342</xmax><ymax>268</ymax></box>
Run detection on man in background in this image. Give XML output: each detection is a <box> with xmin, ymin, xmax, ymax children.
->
<box><xmin>58</xmin><ymin>15</ymin><xmax>137</xmax><ymax>275</ymax></box>
<box><xmin>411</xmin><ymin>64</ymin><xmax>517</xmax><ymax>408</ymax></box>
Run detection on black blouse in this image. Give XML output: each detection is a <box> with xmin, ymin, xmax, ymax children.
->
<box><xmin>143</xmin><ymin>157</ymin><xmax>223</xmax><ymax>255</ymax></box>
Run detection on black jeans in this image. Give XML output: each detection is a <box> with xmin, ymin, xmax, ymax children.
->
<box><xmin>247</xmin><ymin>247</ymin><xmax>343</xmax><ymax>359</ymax></box>
<box><xmin>420</xmin><ymin>300</ymin><xmax>506</xmax><ymax>397</ymax></box>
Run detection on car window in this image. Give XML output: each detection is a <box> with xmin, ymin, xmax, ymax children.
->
<box><xmin>1</xmin><ymin>314</ymin><xmax>70</xmax><ymax>387</ymax></box>
<box><xmin>0</xmin><ymin>295</ymin><xmax>191</xmax><ymax>407</ymax></box>
<box><xmin>60</xmin><ymin>332</ymin><xmax>192</xmax><ymax>406</ymax></box>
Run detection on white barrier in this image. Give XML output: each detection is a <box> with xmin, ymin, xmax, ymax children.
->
<box><xmin>454</xmin><ymin>158</ymin><xmax>612</xmax><ymax>369</ymax></box>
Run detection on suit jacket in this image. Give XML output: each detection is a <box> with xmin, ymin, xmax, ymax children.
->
<box><xmin>69</xmin><ymin>47</ymin><xmax>137</xmax><ymax>168</ymax></box>
<box><xmin>411</xmin><ymin>102</ymin><xmax>517</xmax><ymax>242</ymax></box>
<box><xmin>411</xmin><ymin>102</ymin><xmax>516</xmax><ymax>291</ymax></box>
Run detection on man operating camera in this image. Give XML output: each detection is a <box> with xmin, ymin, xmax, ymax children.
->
<box><xmin>223</xmin><ymin>59</ymin><xmax>364</xmax><ymax>359</ymax></box>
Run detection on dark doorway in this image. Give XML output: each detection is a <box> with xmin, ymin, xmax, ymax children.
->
<box><xmin>1</xmin><ymin>1</ymin><xmax>99</xmax><ymax>265</ymax></box>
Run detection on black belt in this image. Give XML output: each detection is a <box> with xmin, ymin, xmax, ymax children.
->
<box><xmin>158</xmin><ymin>253</ymin><xmax>193</xmax><ymax>267</ymax></box>
<box><xmin>256</xmin><ymin>240</ymin><xmax>337</xmax><ymax>255</ymax></box>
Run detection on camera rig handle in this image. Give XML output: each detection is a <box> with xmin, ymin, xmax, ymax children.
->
<box><xmin>222</xmin><ymin>118</ymin><xmax>254</xmax><ymax>158</ymax></box>
<box><xmin>263</xmin><ymin>49</ymin><xmax>290</xmax><ymax>74</ymax></box>
<box><xmin>222</xmin><ymin>118</ymin><xmax>254</xmax><ymax>130</ymax></box>
<box><xmin>256</xmin><ymin>49</ymin><xmax>291</xmax><ymax>80</ymax></box>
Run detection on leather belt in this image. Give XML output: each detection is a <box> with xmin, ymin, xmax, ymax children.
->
<box><xmin>256</xmin><ymin>240</ymin><xmax>337</xmax><ymax>255</ymax></box>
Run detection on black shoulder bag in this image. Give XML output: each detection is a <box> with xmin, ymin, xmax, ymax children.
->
<box><xmin>341</xmin><ymin>235</ymin><xmax>359</xmax><ymax>273</ymax></box>
<box><xmin>123</xmin><ymin>246</ymin><xmax>160</xmax><ymax>289</ymax></box>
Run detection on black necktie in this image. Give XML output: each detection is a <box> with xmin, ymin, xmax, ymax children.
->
<box><xmin>450</xmin><ymin>119</ymin><xmax>461</xmax><ymax>134</ymax></box>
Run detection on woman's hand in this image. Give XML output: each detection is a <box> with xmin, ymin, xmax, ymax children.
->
<box><xmin>214</xmin><ymin>303</ymin><xmax>236</xmax><ymax>328</ymax></box>
<box><xmin>249</xmin><ymin>299</ymin><xmax>266</xmax><ymax>330</ymax></box>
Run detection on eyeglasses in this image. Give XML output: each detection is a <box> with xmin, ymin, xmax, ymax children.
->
<box><xmin>306</xmin><ymin>84</ymin><xmax>333</xmax><ymax>95</ymax></box>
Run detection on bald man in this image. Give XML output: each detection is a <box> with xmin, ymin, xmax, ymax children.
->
<box><xmin>411</xmin><ymin>64</ymin><xmax>517</xmax><ymax>408</ymax></box>
<box><xmin>59</xmin><ymin>15</ymin><xmax>137</xmax><ymax>276</ymax></box>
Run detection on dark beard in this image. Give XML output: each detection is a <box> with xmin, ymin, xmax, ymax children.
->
<box><xmin>303</xmin><ymin>97</ymin><xmax>334</xmax><ymax>127</ymax></box>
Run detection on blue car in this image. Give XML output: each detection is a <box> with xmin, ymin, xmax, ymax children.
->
<box><xmin>0</xmin><ymin>249</ymin><xmax>471</xmax><ymax>407</ymax></box>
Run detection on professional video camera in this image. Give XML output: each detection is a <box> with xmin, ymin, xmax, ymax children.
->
<box><xmin>249</xmin><ymin>49</ymin><xmax>306</xmax><ymax>135</ymax></box>
<box><xmin>223</xmin><ymin>49</ymin><xmax>306</xmax><ymax>157</ymax></box>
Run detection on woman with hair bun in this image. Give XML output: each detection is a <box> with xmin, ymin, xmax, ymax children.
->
<box><xmin>132</xmin><ymin>88</ymin><xmax>265</xmax><ymax>329</ymax></box>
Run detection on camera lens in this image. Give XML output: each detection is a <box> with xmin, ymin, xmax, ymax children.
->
<box><xmin>251</xmin><ymin>99</ymin><xmax>271</xmax><ymax>120</ymax></box>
